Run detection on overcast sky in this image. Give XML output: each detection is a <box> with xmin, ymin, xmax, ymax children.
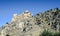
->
<box><xmin>0</xmin><ymin>0</ymin><xmax>60</xmax><ymax>27</ymax></box>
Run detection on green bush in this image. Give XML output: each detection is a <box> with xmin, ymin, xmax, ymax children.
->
<box><xmin>53</xmin><ymin>32</ymin><xmax>60</xmax><ymax>36</ymax></box>
<box><xmin>40</xmin><ymin>30</ymin><xmax>60</xmax><ymax>36</ymax></box>
<box><xmin>40</xmin><ymin>30</ymin><xmax>52</xmax><ymax>36</ymax></box>
<box><xmin>6</xmin><ymin>34</ymin><xmax>10</xmax><ymax>36</ymax></box>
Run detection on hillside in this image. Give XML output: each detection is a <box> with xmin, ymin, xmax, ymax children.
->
<box><xmin>0</xmin><ymin>8</ymin><xmax>60</xmax><ymax>36</ymax></box>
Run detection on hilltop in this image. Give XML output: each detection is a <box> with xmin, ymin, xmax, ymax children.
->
<box><xmin>0</xmin><ymin>8</ymin><xmax>60</xmax><ymax>36</ymax></box>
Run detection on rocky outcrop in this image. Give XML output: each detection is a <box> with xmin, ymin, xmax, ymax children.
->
<box><xmin>35</xmin><ymin>8</ymin><xmax>60</xmax><ymax>32</ymax></box>
<box><xmin>0</xmin><ymin>8</ymin><xmax>60</xmax><ymax>36</ymax></box>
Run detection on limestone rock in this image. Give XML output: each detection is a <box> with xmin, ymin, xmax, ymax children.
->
<box><xmin>0</xmin><ymin>8</ymin><xmax>60</xmax><ymax>36</ymax></box>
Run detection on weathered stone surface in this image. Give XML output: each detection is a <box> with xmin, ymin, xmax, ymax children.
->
<box><xmin>0</xmin><ymin>8</ymin><xmax>60</xmax><ymax>36</ymax></box>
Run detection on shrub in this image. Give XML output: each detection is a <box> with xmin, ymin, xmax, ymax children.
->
<box><xmin>40</xmin><ymin>30</ymin><xmax>53</xmax><ymax>36</ymax></box>
<box><xmin>53</xmin><ymin>32</ymin><xmax>60</xmax><ymax>36</ymax></box>
<box><xmin>6</xmin><ymin>34</ymin><xmax>10</xmax><ymax>36</ymax></box>
<box><xmin>40</xmin><ymin>30</ymin><xmax>60</xmax><ymax>36</ymax></box>
<box><xmin>6</xmin><ymin>22</ymin><xmax>9</xmax><ymax>24</ymax></box>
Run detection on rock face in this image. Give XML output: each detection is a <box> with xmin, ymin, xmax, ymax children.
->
<box><xmin>35</xmin><ymin>8</ymin><xmax>60</xmax><ymax>32</ymax></box>
<box><xmin>0</xmin><ymin>8</ymin><xmax>60</xmax><ymax>36</ymax></box>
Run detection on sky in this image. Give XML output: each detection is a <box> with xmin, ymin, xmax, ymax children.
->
<box><xmin>0</xmin><ymin>0</ymin><xmax>60</xmax><ymax>27</ymax></box>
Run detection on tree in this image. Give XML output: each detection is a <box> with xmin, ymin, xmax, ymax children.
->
<box><xmin>6</xmin><ymin>22</ymin><xmax>9</xmax><ymax>24</ymax></box>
